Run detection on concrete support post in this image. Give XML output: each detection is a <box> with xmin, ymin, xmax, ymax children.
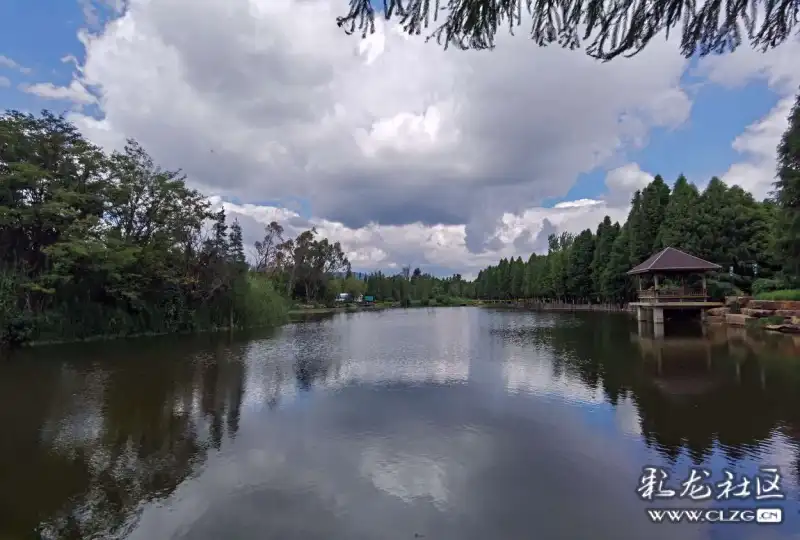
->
<box><xmin>652</xmin><ymin>307</ymin><xmax>664</xmax><ymax>325</ymax></box>
<box><xmin>637</xmin><ymin>320</ymin><xmax>648</xmax><ymax>335</ymax></box>
<box><xmin>653</xmin><ymin>323</ymin><xmax>664</xmax><ymax>338</ymax></box>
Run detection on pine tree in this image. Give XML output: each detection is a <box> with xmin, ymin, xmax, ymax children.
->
<box><xmin>228</xmin><ymin>219</ymin><xmax>246</xmax><ymax>266</ymax></box>
<box><xmin>656</xmin><ymin>174</ymin><xmax>700</xmax><ymax>251</ymax></box>
<box><xmin>602</xmin><ymin>224</ymin><xmax>632</xmax><ymax>302</ymax></box>
<box><xmin>591</xmin><ymin>217</ymin><xmax>617</xmax><ymax>298</ymax></box>
<box><xmin>627</xmin><ymin>191</ymin><xmax>647</xmax><ymax>266</ymax></box>
<box><xmin>640</xmin><ymin>175</ymin><xmax>671</xmax><ymax>253</ymax></box>
<box><xmin>696</xmin><ymin>177</ymin><xmax>730</xmax><ymax>263</ymax></box>
<box><xmin>775</xmin><ymin>91</ymin><xmax>800</xmax><ymax>279</ymax></box>
<box><xmin>511</xmin><ymin>257</ymin><xmax>526</xmax><ymax>298</ymax></box>
<box><xmin>567</xmin><ymin>229</ymin><xmax>595</xmax><ymax>300</ymax></box>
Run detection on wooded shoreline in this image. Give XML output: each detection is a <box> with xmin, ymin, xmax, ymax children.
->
<box><xmin>2</xmin><ymin>99</ymin><xmax>798</xmax><ymax>348</ymax></box>
<box><xmin>483</xmin><ymin>299</ymin><xmax>632</xmax><ymax>312</ymax></box>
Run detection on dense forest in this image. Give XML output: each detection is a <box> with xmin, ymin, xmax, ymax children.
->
<box><xmin>474</xmin><ymin>91</ymin><xmax>800</xmax><ymax>304</ymax></box>
<box><xmin>0</xmin><ymin>111</ymin><xmax>292</xmax><ymax>346</ymax></box>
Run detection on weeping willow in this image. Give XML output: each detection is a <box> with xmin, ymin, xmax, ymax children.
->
<box><xmin>336</xmin><ymin>0</ymin><xmax>799</xmax><ymax>60</ymax></box>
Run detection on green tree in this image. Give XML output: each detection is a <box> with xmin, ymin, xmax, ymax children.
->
<box><xmin>511</xmin><ymin>256</ymin><xmax>525</xmax><ymax>298</ymax></box>
<box><xmin>656</xmin><ymin>174</ymin><xmax>700</xmax><ymax>251</ymax></box>
<box><xmin>639</xmin><ymin>175</ymin><xmax>671</xmax><ymax>252</ymax></box>
<box><xmin>695</xmin><ymin>177</ymin><xmax>730</xmax><ymax>264</ymax></box>
<box><xmin>626</xmin><ymin>190</ymin><xmax>648</xmax><ymax>265</ymax></box>
<box><xmin>0</xmin><ymin>110</ymin><xmax>293</xmax><ymax>346</ymax></box>
<box><xmin>567</xmin><ymin>229</ymin><xmax>595</xmax><ymax>300</ymax></box>
<box><xmin>775</xmin><ymin>91</ymin><xmax>800</xmax><ymax>279</ymax></box>
<box><xmin>601</xmin><ymin>224</ymin><xmax>632</xmax><ymax>302</ymax></box>
<box><xmin>590</xmin><ymin>217</ymin><xmax>618</xmax><ymax>299</ymax></box>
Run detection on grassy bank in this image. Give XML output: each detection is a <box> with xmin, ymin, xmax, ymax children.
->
<box><xmin>288</xmin><ymin>296</ymin><xmax>483</xmax><ymax>316</ymax></box>
<box><xmin>755</xmin><ymin>289</ymin><xmax>800</xmax><ymax>301</ymax></box>
<box><xmin>3</xmin><ymin>274</ymin><xmax>289</xmax><ymax>348</ymax></box>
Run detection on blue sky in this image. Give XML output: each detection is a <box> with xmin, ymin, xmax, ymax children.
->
<box><xmin>557</xmin><ymin>77</ymin><xmax>779</xmax><ymax>203</ymax></box>
<box><xmin>0</xmin><ymin>0</ymin><xmax>783</xmax><ymax>210</ymax></box>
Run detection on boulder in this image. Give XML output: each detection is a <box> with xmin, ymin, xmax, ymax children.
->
<box><xmin>774</xmin><ymin>310</ymin><xmax>800</xmax><ymax>318</ymax></box>
<box><xmin>747</xmin><ymin>300</ymin><xmax>782</xmax><ymax>310</ymax></box>
<box><xmin>707</xmin><ymin>307</ymin><xmax>730</xmax><ymax>316</ymax></box>
<box><xmin>725</xmin><ymin>296</ymin><xmax>752</xmax><ymax>307</ymax></box>
<box><xmin>725</xmin><ymin>314</ymin><xmax>754</xmax><ymax>327</ymax></box>
<box><xmin>704</xmin><ymin>315</ymin><xmax>726</xmax><ymax>325</ymax></box>
<box><xmin>741</xmin><ymin>308</ymin><xmax>775</xmax><ymax>318</ymax></box>
<box><xmin>750</xmin><ymin>300</ymin><xmax>800</xmax><ymax>310</ymax></box>
<box><xmin>764</xmin><ymin>324</ymin><xmax>800</xmax><ymax>335</ymax></box>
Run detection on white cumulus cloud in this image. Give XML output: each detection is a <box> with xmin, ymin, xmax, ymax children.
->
<box><xmin>23</xmin><ymin>0</ymin><xmax>797</xmax><ymax>275</ymax></box>
<box><xmin>696</xmin><ymin>39</ymin><xmax>800</xmax><ymax>200</ymax></box>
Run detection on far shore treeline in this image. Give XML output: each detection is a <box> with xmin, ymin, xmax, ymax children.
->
<box><xmin>2</xmin><ymin>94</ymin><xmax>798</xmax><ymax>346</ymax></box>
<box><xmin>474</xmin><ymin>176</ymin><xmax>779</xmax><ymax>304</ymax></box>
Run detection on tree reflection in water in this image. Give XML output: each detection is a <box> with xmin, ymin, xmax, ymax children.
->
<box><xmin>0</xmin><ymin>336</ymin><xmax>249</xmax><ymax>540</ymax></box>
<box><xmin>1</xmin><ymin>314</ymin><xmax>799</xmax><ymax>539</ymax></box>
<box><xmin>521</xmin><ymin>314</ymin><xmax>800</xmax><ymax>481</ymax></box>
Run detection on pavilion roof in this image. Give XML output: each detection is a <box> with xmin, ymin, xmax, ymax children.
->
<box><xmin>626</xmin><ymin>247</ymin><xmax>721</xmax><ymax>275</ymax></box>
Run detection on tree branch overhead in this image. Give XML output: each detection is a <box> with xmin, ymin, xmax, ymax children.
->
<box><xmin>336</xmin><ymin>0</ymin><xmax>799</xmax><ymax>59</ymax></box>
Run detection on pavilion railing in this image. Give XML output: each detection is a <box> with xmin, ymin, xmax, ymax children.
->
<box><xmin>637</xmin><ymin>289</ymin><xmax>709</xmax><ymax>303</ymax></box>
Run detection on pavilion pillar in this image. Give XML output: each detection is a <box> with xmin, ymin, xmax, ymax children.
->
<box><xmin>702</xmin><ymin>275</ymin><xmax>707</xmax><ymax>298</ymax></box>
<box><xmin>653</xmin><ymin>321</ymin><xmax>664</xmax><ymax>338</ymax></box>
<box><xmin>637</xmin><ymin>319</ymin><xmax>648</xmax><ymax>335</ymax></box>
<box><xmin>653</xmin><ymin>307</ymin><xmax>664</xmax><ymax>325</ymax></box>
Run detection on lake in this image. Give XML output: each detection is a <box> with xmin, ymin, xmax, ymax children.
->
<box><xmin>1</xmin><ymin>307</ymin><xmax>799</xmax><ymax>540</ymax></box>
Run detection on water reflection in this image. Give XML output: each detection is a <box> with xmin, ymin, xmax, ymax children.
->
<box><xmin>1</xmin><ymin>308</ymin><xmax>800</xmax><ymax>539</ymax></box>
<box><xmin>0</xmin><ymin>335</ymin><xmax>254</xmax><ymax>540</ymax></box>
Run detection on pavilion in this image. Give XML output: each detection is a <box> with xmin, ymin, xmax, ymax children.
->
<box><xmin>627</xmin><ymin>247</ymin><xmax>724</xmax><ymax>334</ymax></box>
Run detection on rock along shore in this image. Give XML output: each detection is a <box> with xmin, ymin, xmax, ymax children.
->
<box><xmin>705</xmin><ymin>297</ymin><xmax>800</xmax><ymax>334</ymax></box>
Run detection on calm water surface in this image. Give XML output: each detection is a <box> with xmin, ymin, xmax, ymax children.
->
<box><xmin>2</xmin><ymin>308</ymin><xmax>800</xmax><ymax>540</ymax></box>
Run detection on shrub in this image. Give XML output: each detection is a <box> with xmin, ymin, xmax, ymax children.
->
<box><xmin>752</xmin><ymin>278</ymin><xmax>789</xmax><ymax>296</ymax></box>
<box><xmin>761</xmin><ymin>315</ymin><xmax>788</xmax><ymax>325</ymax></box>
<box><xmin>237</xmin><ymin>274</ymin><xmax>288</xmax><ymax>328</ymax></box>
<box><xmin>755</xmin><ymin>289</ymin><xmax>800</xmax><ymax>301</ymax></box>
<box><xmin>706</xmin><ymin>279</ymin><xmax>740</xmax><ymax>302</ymax></box>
